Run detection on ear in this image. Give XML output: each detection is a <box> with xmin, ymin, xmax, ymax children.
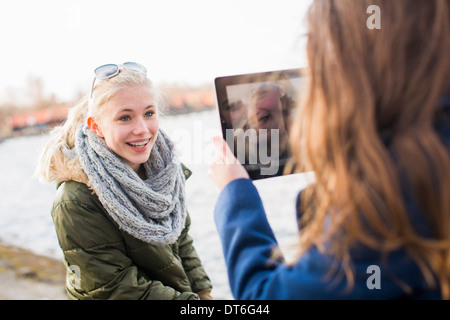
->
<box><xmin>87</xmin><ymin>116</ymin><xmax>104</xmax><ymax>138</ymax></box>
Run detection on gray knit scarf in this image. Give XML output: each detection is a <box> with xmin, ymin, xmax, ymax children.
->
<box><xmin>74</xmin><ymin>123</ymin><xmax>186</xmax><ymax>246</ymax></box>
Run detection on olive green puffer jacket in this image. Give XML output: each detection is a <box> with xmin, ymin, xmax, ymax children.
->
<box><xmin>51</xmin><ymin>171</ymin><xmax>212</xmax><ymax>300</ymax></box>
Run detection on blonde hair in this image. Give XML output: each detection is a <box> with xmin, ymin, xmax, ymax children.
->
<box><xmin>35</xmin><ymin>66</ymin><xmax>161</xmax><ymax>185</ymax></box>
<box><xmin>290</xmin><ymin>0</ymin><xmax>450</xmax><ymax>297</ymax></box>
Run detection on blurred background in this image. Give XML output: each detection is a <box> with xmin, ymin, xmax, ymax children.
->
<box><xmin>0</xmin><ymin>0</ymin><xmax>313</xmax><ymax>299</ymax></box>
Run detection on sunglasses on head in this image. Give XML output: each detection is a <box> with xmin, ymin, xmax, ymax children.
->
<box><xmin>90</xmin><ymin>62</ymin><xmax>147</xmax><ymax>99</ymax></box>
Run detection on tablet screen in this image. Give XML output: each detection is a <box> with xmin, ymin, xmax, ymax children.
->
<box><xmin>214</xmin><ymin>68</ymin><xmax>305</xmax><ymax>180</ymax></box>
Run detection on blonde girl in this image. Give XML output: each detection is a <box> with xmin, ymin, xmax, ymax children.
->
<box><xmin>36</xmin><ymin>62</ymin><xmax>212</xmax><ymax>300</ymax></box>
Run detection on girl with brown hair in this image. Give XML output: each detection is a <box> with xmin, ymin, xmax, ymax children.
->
<box><xmin>209</xmin><ymin>0</ymin><xmax>450</xmax><ymax>299</ymax></box>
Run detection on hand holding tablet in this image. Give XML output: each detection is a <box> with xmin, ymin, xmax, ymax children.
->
<box><xmin>208</xmin><ymin>136</ymin><xmax>250</xmax><ymax>191</ymax></box>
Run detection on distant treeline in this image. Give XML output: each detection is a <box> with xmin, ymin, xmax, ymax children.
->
<box><xmin>0</xmin><ymin>83</ymin><xmax>216</xmax><ymax>139</ymax></box>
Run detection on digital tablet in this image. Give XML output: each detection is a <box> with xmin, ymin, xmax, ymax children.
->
<box><xmin>214</xmin><ymin>68</ymin><xmax>305</xmax><ymax>180</ymax></box>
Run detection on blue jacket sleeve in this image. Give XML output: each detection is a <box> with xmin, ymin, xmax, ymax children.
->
<box><xmin>214</xmin><ymin>179</ymin><xmax>340</xmax><ymax>299</ymax></box>
<box><xmin>214</xmin><ymin>179</ymin><xmax>343</xmax><ymax>299</ymax></box>
<box><xmin>213</xmin><ymin>179</ymin><xmax>444</xmax><ymax>300</ymax></box>
<box><xmin>214</xmin><ymin>178</ymin><xmax>281</xmax><ymax>299</ymax></box>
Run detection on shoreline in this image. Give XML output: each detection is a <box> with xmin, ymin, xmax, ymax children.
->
<box><xmin>0</xmin><ymin>243</ymin><xmax>67</xmax><ymax>300</ymax></box>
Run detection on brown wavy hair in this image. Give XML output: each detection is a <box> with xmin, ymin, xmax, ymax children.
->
<box><xmin>290</xmin><ymin>0</ymin><xmax>450</xmax><ymax>297</ymax></box>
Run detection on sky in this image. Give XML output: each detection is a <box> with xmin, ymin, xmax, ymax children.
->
<box><xmin>0</xmin><ymin>0</ymin><xmax>311</xmax><ymax>105</ymax></box>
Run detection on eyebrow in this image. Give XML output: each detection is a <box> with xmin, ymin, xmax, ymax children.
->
<box><xmin>117</xmin><ymin>105</ymin><xmax>156</xmax><ymax>113</ymax></box>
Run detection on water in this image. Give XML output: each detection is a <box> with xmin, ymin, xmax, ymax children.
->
<box><xmin>0</xmin><ymin>110</ymin><xmax>314</xmax><ymax>299</ymax></box>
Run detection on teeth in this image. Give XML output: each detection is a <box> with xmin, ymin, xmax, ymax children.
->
<box><xmin>128</xmin><ymin>139</ymin><xmax>149</xmax><ymax>148</ymax></box>
<box><xmin>130</xmin><ymin>142</ymin><xmax>146</xmax><ymax>146</ymax></box>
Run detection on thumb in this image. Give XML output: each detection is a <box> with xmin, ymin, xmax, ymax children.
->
<box><xmin>212</xmin><ymin>136</ymin><xmax>237</xmax><ymax>165</ymax></box>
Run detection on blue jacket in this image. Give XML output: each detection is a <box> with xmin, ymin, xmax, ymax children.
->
<box><xmin>213</xmin><ymin>96</ymin><xmax>449</xmax><ymax>300</ymax></box>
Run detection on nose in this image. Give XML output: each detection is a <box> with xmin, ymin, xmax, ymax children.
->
<box><xmin>133</xmin><ymin>116</ymin><xmax>149</xmax><ymax>135</ymax></box>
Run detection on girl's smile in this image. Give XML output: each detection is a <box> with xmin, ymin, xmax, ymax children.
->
<box><xmin>126</xmin><ymin>138</ymin><xmax>152</xmax><ymax>152</ymax></box>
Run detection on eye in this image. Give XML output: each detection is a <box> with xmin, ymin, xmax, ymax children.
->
<box><xmin>119</xmin><ymin>115</ymin><xmax>131</xmax><ymax>121</ymax></box>
<box><xmin>258</xmin><ymin>114</ymin><xmax>270</xmax><ymax>125</ymax></box>
<box><xmin>145</xmin><ymin>110</ymin><xmax>155</xmax><ymax>117</ymax></box>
